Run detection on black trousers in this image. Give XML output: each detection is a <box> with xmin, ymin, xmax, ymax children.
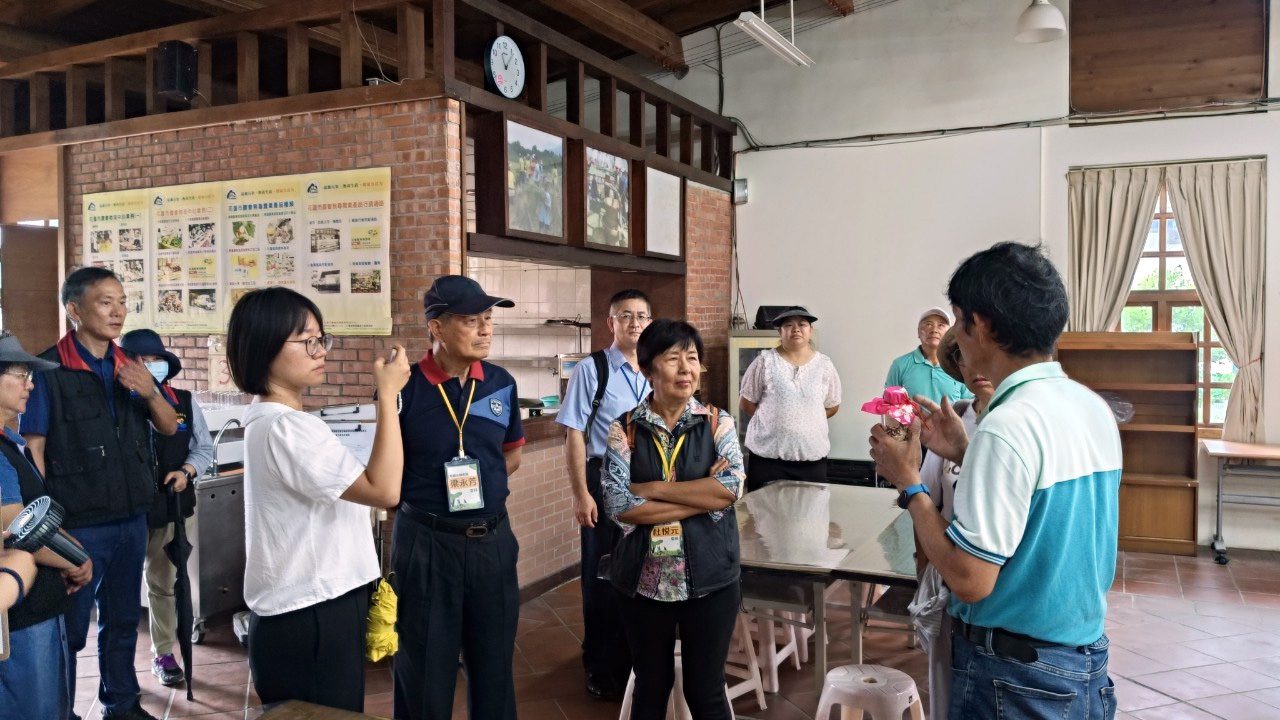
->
<box><xmin>248</xmin><ymin>583</ymin><xmax>370</xmax><ymax>713</ymax></box>
<box><xmin>746</xmin><ymin>453</ymin><xmax>828</xmax><ymax>492</ymax></box>
<box><xmin>580</xmin><ymin>457</ymin><xmax>632</xmax><ymax>687</ymax></box>
<box><xmin>392</xmin><ymin>510</ymin><xmax>520</xmax><ymax>720</ymax></box>
<box><xmin>618</xmin><ymin>583</ymin><xmax>741</xmax><ymax>720</ymax></box>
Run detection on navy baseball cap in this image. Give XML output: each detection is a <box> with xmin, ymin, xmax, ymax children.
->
<box><xmin>424</xmin><ymin>275</ymin><xmax>514</xmax><ymax>320</ymax></box>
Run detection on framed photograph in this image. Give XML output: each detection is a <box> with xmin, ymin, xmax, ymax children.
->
<box><xmin>475</xmin><ymin>113</ymin><xmax>567</xmax><ymax>245</ymax></box>
<box><xmin>584</xmin><ymin>147</ymin><xmax>631</xmax><ymax>251</ymax></box>
<box><xmin>644</xmin><ymin>167</ymin><xmax>683</xmax><ymax>259</ymax></box>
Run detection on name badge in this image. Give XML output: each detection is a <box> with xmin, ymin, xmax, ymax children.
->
<box><xmin>445</xmin><ymin>457</ymin><xmax>484</xmax><ymax>512</ymax></box>
<box><xmin>649</xmin><ymin>521</ymin><xmax>683</xmax><ymax>557</ymax></box>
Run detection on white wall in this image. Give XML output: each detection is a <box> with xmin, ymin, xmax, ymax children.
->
<box><xmin>651</xmin><ymin>0</ymin><xmax>1280</xmax><ymax>548</ymax></box>
<box><xmin>735</xmin><ymin>128</ymin><xmax>1042</xmax><ymax>458</ymax></box>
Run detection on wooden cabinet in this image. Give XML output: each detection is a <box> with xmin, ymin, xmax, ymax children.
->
<box><xmin>1056</xmin><ymin>332</ymin><xmax>1199</xmax><ymax>556</ymax></box>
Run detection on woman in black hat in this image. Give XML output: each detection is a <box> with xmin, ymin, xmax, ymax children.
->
<box><xmin>738</xmin><ymin>306</ymin><xmax>843</xmax><ymax>492</ymax></box>
<box><xmin>0</xmin><ymin>331</ymin><xmax>94</xmax><ymax>719</ymax></box>
<box><xmin>120</xmin><ymin>328</ymin><xmax>216</xmax><ymax>688</ymax></box>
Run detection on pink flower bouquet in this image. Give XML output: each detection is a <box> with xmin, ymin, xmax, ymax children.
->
<box><xmin>861</xmin><ymin>386</ymin><xmax>920</xmax><ymax>440</ymax></box>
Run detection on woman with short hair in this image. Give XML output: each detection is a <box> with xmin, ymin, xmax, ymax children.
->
<box><xmin>602</xmin><ymin>319</ymin><xmax>745</xmax><ymax>720</ymax></box>
<box><xmin>227</xmin><ymin>287</ymin><xmax>410</xmax><ymax>712</ymax></box>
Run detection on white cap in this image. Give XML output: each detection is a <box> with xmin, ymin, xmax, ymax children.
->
<box><xmin>919</xmin><ymin>306</ymin><xmax>953</xmax><ymax>324</ymax></box>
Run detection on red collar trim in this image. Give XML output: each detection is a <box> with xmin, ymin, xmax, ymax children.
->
<box><xmin>160</xmin><ymin>384</ymin><xmax>180</xmax><ymax>406</ymax></box>
<box><xmin>418</xmin><ymin>349</ymin><xmax>485</xmax><ymax>385</ymax></box>
<box><xmin>56</xmin><ymin>332</ymin><xmax>128</xmax><ymax>376</ymax></box>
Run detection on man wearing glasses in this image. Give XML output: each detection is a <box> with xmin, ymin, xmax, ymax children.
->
<box><xmin>21</xmin><ymin>266</ymin><xmax>178</xmax><ymax>720</ymax></box>
<box><xmin>557</xmin><ymin>289</ymin><xmax>653</xmax><ymax>700</ymax></box>
<box><xmin>392</xmin><ymin>275</ymin><xmax>526</xmax><ymax>720</ymax></box>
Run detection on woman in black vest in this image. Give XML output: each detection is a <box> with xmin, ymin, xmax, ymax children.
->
<box><xmin>0</xmin><ymin>331</ymin><xmax>94</xmax><ymax>719</ymax></box>
<box><xmin>601</xmin><ymin>320</ymin><xmax>745</xmax><ymax>720</ymax></box>
<box><xmin>121</xmin><ymin>329</ymin><xmax>216</xmax><ymax>688</ymax></box>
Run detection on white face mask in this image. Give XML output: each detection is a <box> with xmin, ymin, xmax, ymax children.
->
<box><xmin>145</xmin><ymin>360</ymin><xmax>170</xmax><ymax>384</ymax></box>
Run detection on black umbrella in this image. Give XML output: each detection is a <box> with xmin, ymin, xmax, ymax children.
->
<box><xmin>163</xmin><ymin>486</ymin><xmax>195</xmax><ymax>700</ymax></box>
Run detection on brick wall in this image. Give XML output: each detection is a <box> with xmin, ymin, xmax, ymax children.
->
<box><xmin>57</xmin><ymin>101</ymin><xmax>733</xmax><ymax>595</ymax></box>
<box><xmin>684</xmin><ymin>182</ymin><xmax>733</xmax><ymax>408</ymax></box>
<box><xmin>62</xmin><ymin>97</ymin><xmax>465</xmax><ymax>406</ymax></box>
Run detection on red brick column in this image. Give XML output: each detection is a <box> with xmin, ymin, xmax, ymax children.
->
<box><xmin>684</xmin><ymin>182</ymin><xmax>733</xmax><ymax>409</ymax></box>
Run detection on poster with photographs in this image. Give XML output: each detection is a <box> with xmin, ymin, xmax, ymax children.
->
<box><xmin>645</xmin><ymin>168</ymin><xmax>682</xmax><ymax>258</ymax></box>
<box><xmin>301</xmin><ymin>167</ymin><xmax>392</xmax><ymax>335</ymax></box>
<box><xmin>150</xmin><ymin>182</ymin><xmax>223</xmax><ymax>333</ymax></box>
<box><xmin>82</xmin><ymin>190</ymin><xmax>151</xmax><ymax>330</ymax></box>
<box><xmin>506</xmin><ymin>120</ymin><xmax>564</xmax><ymax>239</ymax></box>
<box><xmin>585</xmin><ymin>147</ymin><xmax>630</xmax><ymax>249</ymax></box>
<box><xmin>82</xmin><ymin>168</ymin><xmax>391</xmax><ymax>338</ymax></box>
<box><xmin>223</xmin><ymin>176</ymin><xmax>302</xmax><ymax>310</ymax></box>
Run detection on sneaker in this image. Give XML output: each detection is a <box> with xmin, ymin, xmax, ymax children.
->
<box><xmin>150</xmin><ymin>654</ymin><xmax>185</xmax><ymax>686</ymax></box>
<box><xmin>102</xmin><ymin>700</ymin><xmax>160</xmax><ymax>720</ymax></box>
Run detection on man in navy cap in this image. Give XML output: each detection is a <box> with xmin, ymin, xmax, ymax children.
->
<box><xmin>392</xmin><ymin>275</ymin><xmax>526</xmax><ymax>720</ymax></box>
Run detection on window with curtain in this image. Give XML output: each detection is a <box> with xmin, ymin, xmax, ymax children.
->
<box><xmin>1119</xmin><ymin>183</ymin><xmax>1237</xmax><ymax>426</ymax></box>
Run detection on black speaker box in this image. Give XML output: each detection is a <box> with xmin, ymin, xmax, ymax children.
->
<box><xmin>155</xmin><ymin>40</ymin><xmax>196</xmax><ymax>102</ymax></box>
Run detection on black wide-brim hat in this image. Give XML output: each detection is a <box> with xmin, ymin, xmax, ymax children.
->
<box><xmin>0</xmin><ymin>333</ymin><xmax>58</xmax><ymax>371</ymax></box>
<box><xmin>120</xmin><ymin>329</ymin><xmax>182</xmax><ymax>381</ymax></box>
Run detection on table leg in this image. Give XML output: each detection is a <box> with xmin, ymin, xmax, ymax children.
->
<box><xmin>848</xmin><ymin>581</ymin><xmax>864</xmax><ymax>665</ymax></box>
<box><xmin>1214</xmin><ymin>459</ymin><xmax>1229</xmax><ymax>565</ymax></box>
<box><xmin>813</xmin><ymin>580</ymin><xmax>827</xmax><ymax>691</ymax></box>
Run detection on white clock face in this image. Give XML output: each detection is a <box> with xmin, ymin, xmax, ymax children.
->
<box><xmin>488</xmin><ymin>36</ymin><xmax>526</xmax><ymax>99</ymax></box>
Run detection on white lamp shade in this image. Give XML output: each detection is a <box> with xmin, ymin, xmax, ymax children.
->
<box><xmin>1015</xmin><ymin>0</ymin><xmax>1066</xmax><ymax>44</ymax></box>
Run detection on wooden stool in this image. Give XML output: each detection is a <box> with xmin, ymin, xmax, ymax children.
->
<box><xmin>814</xmin><ymin>664</ymin><xmax>925</xmax><ymax>720</ymax></box>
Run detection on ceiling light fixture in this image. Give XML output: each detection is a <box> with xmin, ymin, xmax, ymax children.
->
<box><xmin>1015</xmin><ymin>0</ymin><xmax>1066</xmax><ymax>44</ymax></box>
<box><xmin>734</xmin><ymin>0</ymin><xmax>814</xmax><ymax>68</ymax></box>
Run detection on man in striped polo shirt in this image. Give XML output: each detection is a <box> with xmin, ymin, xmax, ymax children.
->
<box><xmin>871</xmin><ymin>242</ymin><xmax>1122</xmax><ymax>720</ymax></box>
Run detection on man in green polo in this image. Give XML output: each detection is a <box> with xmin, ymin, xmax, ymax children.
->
<box><xmin>885</xmin><ymin>307</ymin><xmax>973</xmax><ymax>404</ymax></box>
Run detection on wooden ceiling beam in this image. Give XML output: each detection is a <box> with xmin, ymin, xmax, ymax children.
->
<box><xmin>0</xmin><ymin>23</ymin><xmax>70</xmax><ymax>63</ymax></box>
<box><xmin>531</xmin><ymin>0</ymin><xmax>686</xmax><ymax>71</ymax></box>
<box><xmin>0</xmin><ymin>0</ymin><xmax>96</xmax><ymax>27</ymax></box>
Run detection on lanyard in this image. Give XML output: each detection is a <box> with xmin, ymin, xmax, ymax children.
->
<box><xmin>437</xmin><ymin>379</ymin><xmax>477</xmax><ymax>457</ymax></box>
<box><xmin>652</xmin><ymin>434</ymin><xmax>687</xmax><ymax>482</ymax></box>
<box><xmin>624</xmin><ymin>367</ymin><xmax>647</xmax><ymax>405</ymax></box>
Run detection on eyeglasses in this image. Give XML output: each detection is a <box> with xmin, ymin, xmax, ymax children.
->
<box><xmin>948</xmin><ymin>345</ymin><xmax>965</xmax><ymax>368</ymax></box>
<box><xmin>2</xmin><ymin>369</ymin><xmax>34</xmax><ymax>383</ymax></box>
<box><xmin>284</xmin><ymin>334</ymin><xmax>334</xmax><ymax>358</ymax></box>
<box><xmin>612</xmin><ymin>312</ymin><xmax>653</xmax><ymax>325</ymax></box>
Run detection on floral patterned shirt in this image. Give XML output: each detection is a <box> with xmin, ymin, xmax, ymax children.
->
<box><xmin>602</xmin><ymin>396</ymin><xmax>745</xmax><ymax>602</ymax></box>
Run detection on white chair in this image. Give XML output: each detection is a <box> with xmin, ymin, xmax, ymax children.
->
<box><xmin>814</xmin><ymin>664</ymin><xmax>925</xmax><ymax>720</ymax></box>
<box><xmin>724</xmin><ymin>613</ymin><xmax>768</xmax><ymax>711</ymax></box>
<box><xmin>753</xmin><ymin>611</ymin><xmax>802</xmax><ymax>692</ymax></box>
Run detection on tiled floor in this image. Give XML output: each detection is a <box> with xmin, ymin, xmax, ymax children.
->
<box><xmin>72</xmin><ymin>546</ymin><xmax>1280</xmax><ymax>719</ymax></box>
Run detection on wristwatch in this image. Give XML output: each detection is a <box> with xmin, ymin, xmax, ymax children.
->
<box><xmin>182</xmin><ymin>466</ymin><xmax>196</xmax><ymax>481</ymax></box>
<box><xmin>896</xmin><ymin>483</ymin><xmax>930</xmax><ymax>509</ymax></box>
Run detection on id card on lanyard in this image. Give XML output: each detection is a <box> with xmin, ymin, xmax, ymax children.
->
<box><xmin>439</xmin><ymin>380</ymin><xmax>484</xmax><ymax>512</ymax></box>
<box><xmin>649</xmin><ymin>433</ymin><xmax>686</xmax><ymax>558</ymax></box>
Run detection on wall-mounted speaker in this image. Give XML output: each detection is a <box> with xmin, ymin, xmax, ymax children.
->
<box><xmin>155</xmin><ymin>40</ymin><xmax>196</xmax><ymax>103</ymax></box>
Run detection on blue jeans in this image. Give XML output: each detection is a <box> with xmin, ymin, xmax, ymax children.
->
<box><xmin>949</xmin><ymin>628</ymin><xmax>1116</xmax><ymax>720</ymax></box>
<box><xmin>65</xmin><ymin>513</ymin><xmax>148</xmax><ymax>714</ymax></box>
<box><xmin>0</xmin><ymin>615</ymin><xmax>71</xmax><ymax>719</ymax></box>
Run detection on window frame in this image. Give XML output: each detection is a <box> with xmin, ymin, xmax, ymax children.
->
<box><xmin>1120</xmin><ymin>184</ymin><xmax>1233</xmax><ymax>428</ymax></box>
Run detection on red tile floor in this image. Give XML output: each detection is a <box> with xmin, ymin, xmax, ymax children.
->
<box><xmin>73</xmin><ymin>546</ymin><xmax>1280</xmax><ymax>719</ymax></box>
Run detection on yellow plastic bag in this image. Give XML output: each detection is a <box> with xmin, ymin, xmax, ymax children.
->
<box><xmin>365</xmin><ymin>577</ymin><xmax>399</xmax><ymax>662</ymax></box>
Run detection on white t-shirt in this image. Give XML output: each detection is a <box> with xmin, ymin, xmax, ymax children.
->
<box><xmin>740</xmin><ymin>349</ymin><xmax>842</xmax><ymax>462</ymax></box>
<box><xmin>919</xmin><ymin>400</ymin><xmax>979</xmax><ymax>522</ymax></box>
<box><xmin>242</xmin><ymin>400</ymin><xmax>379</xmax><ymax>616</ymax></box>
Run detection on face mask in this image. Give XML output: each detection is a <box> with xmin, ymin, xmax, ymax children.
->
<box><xmin>145</xmin><ymin>360</ymin><xmax>169</xmax><ymax>384</ymax></box>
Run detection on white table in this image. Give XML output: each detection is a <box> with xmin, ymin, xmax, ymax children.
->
<box><xmin>735</xmin><ymin>481</ymin><xmax>918</xmax><ymax>688</ymax></box>
<box><xmin>1201</xmin><ymin>439</ymin><xmax>1280</xmax><ymax>564</ymax></box>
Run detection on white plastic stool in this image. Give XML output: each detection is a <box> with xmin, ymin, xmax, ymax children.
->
<box><xmin>751</xmin><ymin>611</ymin><xmax>801</xmax><ymax>692</ymax></box>
<box><xmin>618</xmin><ymin>643</ymin><xmax>691</xmax><ymax>720</ymax></box>
<box><xmin>724</xmin><ymin>613</ymin><xmax>768</xmax><ymax>711</ymax></box>
<box><xmin>814</xmin><ymin>664</ymin><xmax>925</xmax><ymax>720</ymax></box>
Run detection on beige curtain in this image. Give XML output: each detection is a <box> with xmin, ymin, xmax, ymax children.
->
<box><xmin>1165</xmin><ymin>161</ymin><xmax>1266</xmax><ymax>442</ymax></box>
<box><xmin>1067</xmin><ymin>166</ymin><xmax>1164</xmax><ymax>331</ymax></box>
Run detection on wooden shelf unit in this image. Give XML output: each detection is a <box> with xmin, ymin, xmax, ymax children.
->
<box><xmin>1057</xmin><ymin>332</ymin><xmax>1199</xmax><ymax>556</ymax></box>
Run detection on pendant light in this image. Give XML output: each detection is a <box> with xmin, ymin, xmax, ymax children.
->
<box><xmin>1015</xmin><ymin>0</ymin><xmax>1066</xmax><ymax>44</ymax></box>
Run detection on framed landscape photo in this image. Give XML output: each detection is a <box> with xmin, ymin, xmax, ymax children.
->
<box><xmin>475</xmin><ymin>113</ymin><xmax>568</xmax><ymax>245</ymax></box>
<box><xmin>583</xmin><ymin>146</ymin><xmax>631</xmax><ymax>251</ymax></box>
<box><xmin>644</xmin><ymin>167</ymin><xmax>683</xmax><ymax>259</ymax></box>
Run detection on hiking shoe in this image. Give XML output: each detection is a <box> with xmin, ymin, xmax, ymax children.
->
<box><xmin>150</xmin><ymin>654</ymin><xmax>185</xmax><ymax>686</ymax></box>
